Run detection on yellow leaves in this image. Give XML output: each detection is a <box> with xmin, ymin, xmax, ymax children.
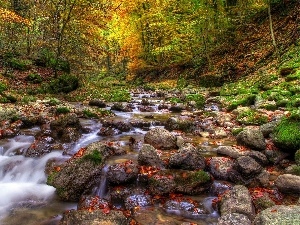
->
<box><xmin>0</xmin><ymin>7</ymin><xmax>31</xmax><ymax>25</ymax></box>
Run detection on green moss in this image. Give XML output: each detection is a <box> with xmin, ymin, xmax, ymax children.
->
<box><xmin>185</xmin><ymin>94</ymin><xmax>205</xmax><ymax>109</ymax></box>
<box><xmin>232</xmin><ymin>127</ymin><xmax>244</xmax><ymax>136</ymax></box>
<box><xmin>285</xmin><ymin>70</ymin><xmax>300</xmax><ymax>81</ymax></box>
<box><xmin>21</xmin><ymin>95</ymin><xmax>37</xmax><ymax>104</ymax></box>
<box><xmin>289</xmin><ymin>165</ymin><xmax>300</xmax><ymax>176</ymax></box>
<box><xmin>83</xmin><ymin>109</ymin><xmax>98</xmax><ymax>118</ymax></box>
<box><xmin>236</xmin><ymin>109</ymin><xmax>268</xmax><ymax>125</ymax></box>
<box><xmin>295</xmin><ymin>150</ymin><xmax>300</xmax><ymax>165</ymax></box>
<box><xmin>192</xmin><ymin>170</ymin><xmax>211</xmax><ymax>183</ymax></box>
<box><xmin>82</xmin><ymin>150</ymin><xmax>102</xmax><ymax>165</ymax></box>
<box><xmin>169</xmin><ymin>97</ymin><xmax>182</xmax><ymax>104</ymax></box>
<box><xmin>56</xmin><ymin>107</ymin><xmax>70</xmax><ymax>114</ymax></box>
<box><xmin>226</xmin><ymin>94</ymin><xmax>256</xmax><ymax>111</ymax></box>
<box><xmin>8</xmin><ymin>58</ymin><xmax>32</xmax><ymax>71</ymax></box>
<box><xmin>273</xmin><ymin>115</ymin><xmax>300</xmax><ymax>152</ymax></box>
<box><xmin>46</xmin><ymin>171</ymin><xmax>58</xmax><ymax>186</ymax></box>
<box><xmin>175</xmin><ymin>170</ymin><xmax>211</xmax><ymax>185</ymax></box>
<box><xmin>26</xmin><ymin>73</ymin><xmax>42</xmax><ymax>83</ymax></box>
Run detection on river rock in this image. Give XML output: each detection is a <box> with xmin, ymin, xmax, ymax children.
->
<box><xmin>48</xmin><ymin>142</ymin><xmax>117</xmax><ymax>201</ymax></box>
<box><xmin>138</xmin><ymin>144</ymin><xmax>164</xmax><ymax>168</ymax></box>
<box><xmin>259</xmin><ymin>121</ymin><xmax>278</xmax><ymax>138</ymax></box>
<box><xmin>106</xmin><ymin>161</ymin><xmax>139</xmax><ymax>184</ymax></box>
<box><xmin>25</xmin><ymin>136</ymin><xmax>56</xmax><ymax>157</ymax></box>
<box><xmin>102</xmin><ymin>121</ymin><xmax>132</xmax><ymax>132</ymax></box>
<box><xmin>89</xmin><ymin>99</ymin><xmax>106</xmax><ymax>108</ymax></box>
<box><xmin>217</xmin><ymin>213</ymin><xmax>252</xmax><ymax>225</ymax></box>
<box><xmin>78</xmin><ymin>196</ymin><xmax>109</xmax><ymax>210</ymax></box>
<box><xmin>111</xmin><ymin>103</ymin><xmax>133</xmax><ymax>112</ymax></box>
<box><xmin>165</xmin><ymin>117</ymin><xmax>195</xmax><ymax>133</ymax></box>
<box><xmin>216</xmin><ymin>146</ymin><xmax>246</xmax><ymax>159</ymax></box>
<box><xmin>50</xmin><ymin>113</ymin><xmax>82</xmax><ymax>142</ymax></box>
<box><xmin>125</xmin><ymin>194</ymin><xmax>152</xmax><ymax>210</ymax></box>
<box><xmin>236</xmin><ymin>128</ymin><xmax>266</xmax><ymax>150</ymax></box>
<box><xmin>219</xmin><ymin>185</ymin><xmax>255</xmax><ymax>221</ymax></box>
<box><xmin>254</xmin><ymin>205</ymin><xmax>300</xmax><ymax>225</ymax></box>
<box><xmin>244</xmin><ymin>151</ymin><xmax>269</xmax><ymax>166</ymax></box>
<box><xmin>144</xmin><ymin>127</ymin><xmax>177</xmax><ymax>150</ymax></box>
<box><xmin>208</xmin><ymin>157</ymin><xmax>235</xmax><ymax>181</ymax></box>
<box><xmin>59</xmin><ymin>209</ymin><xmax>128</xmax><ymax>225</ymax></box>
<box><xmin>274</xmin><ymin>174</ymin><xmax>300</xmax><ymax>194</ymax></box>
<box><xmin>233</xmin><ymin>156</ymin><xmax>263</xmax><ymax>178</ymax></box>
<box><xmin>148</xmin><ymin>170</ymin><xmax>176</xmax><ymax>195</ymax></box>
<box><xmin>174</xmin><ymin>170</ymin><xmax>212</xmax><ymax>195</ymax></box>
<box><xmin>169</xmin><ymin>143</ymin><xmax>206</xmax><ymax>170</ymax></box>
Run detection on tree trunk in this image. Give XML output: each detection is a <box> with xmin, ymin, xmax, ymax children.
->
<box><xmin>268</xmin><ymin>2</ymin><xmax>280</xmax><ymax>61</ymax></box>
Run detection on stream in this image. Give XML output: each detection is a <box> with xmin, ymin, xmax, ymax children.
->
<box><xmin>0</xmin><ymin>91</ymin><xmax>235</xmax><ymax>225</ymax></box>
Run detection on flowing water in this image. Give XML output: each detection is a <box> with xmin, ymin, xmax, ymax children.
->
<box><xmin>0</xmin><ymin>92</ymin><xmax>233</xmax><ymax>225</ymax></box>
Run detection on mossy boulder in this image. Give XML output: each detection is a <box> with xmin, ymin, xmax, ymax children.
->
<box><xmin>47</xmin><ymin>142</ymin><xmax>119</xmax><ymax>201</ymax></box>
<box><xmin>272</xmin><ymin>115</ymin><xmax>300</xmax><ymax>152</ymax></box>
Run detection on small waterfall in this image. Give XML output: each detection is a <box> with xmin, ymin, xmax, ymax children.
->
<box><xmin>94</xmin><ymin>165</ymin><xmax>109</xmax><ymax>198</ymax></box>
<box><xmin>0</xmin><ymin>151</ymin><xmax>61</xmax><ymax>218</ymax></box>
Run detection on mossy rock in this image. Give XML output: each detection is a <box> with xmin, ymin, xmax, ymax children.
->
<box><xmin>226</xmin><ymin>94</ymin><xmax>256</xmax><ymax>111</ymax></box>
<box><xmin>236</xmin><ymin>109</ymin><xmax>268</xmax><ymax>125</ymax></box>
<box><xmin>295</xmin><ymin>150</ymin><xmax>300</xmax><ymax>165</ymax></box>
<box><xmin>8</xmin><ymin>58</ymin><xmax>32</xmax><ymax>71</ymax></box>
<box><xmin>272</xmin><ymin>115</ymin><xmax>300</xmax><ymax>152</ymax></box>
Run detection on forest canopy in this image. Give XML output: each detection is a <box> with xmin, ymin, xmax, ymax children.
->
<box><xmin>0</xmin><ymin>0</ymin><xmax>295</xmax><ymax>77</ymax></box>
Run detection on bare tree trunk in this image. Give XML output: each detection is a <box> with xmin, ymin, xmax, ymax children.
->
<box><xmin>268</xmin><ymin>2</ymin><xmax>280</xmax><ymax>61</ymax></box>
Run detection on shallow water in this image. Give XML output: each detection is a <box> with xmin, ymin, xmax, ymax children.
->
<box><xmin>0</xmin><ymin>94</ymin><xmax>231</xmax><ymax>225</ymax></box>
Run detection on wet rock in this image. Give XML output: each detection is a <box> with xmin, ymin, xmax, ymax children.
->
<box><xmin>208</xmin><ymin>157</ymin><xmax>235</xmax><ymax>181</ymax></box>
<box><xmin>98</xmin><ymin>127</ymin><xmax>122</xmax><ymax>136</ymax></box>
<box><xmin>47</xmin><ymin>142</ymin><xmax>117</xmax><ymax>201</ymax></box>
<box><xmin>165</xmin><ymin>117</ymin><xmax>195</xmax><ymax>133</ymax></box>
<box><xmin>234</xmin><ymin>156</ymin><xmax>263</xmax><ymax>178</ymax></box>
<box><xmin>254</xmin><ymin>205</ymin><xmax>300</xmax><ymax>225</ymax></box>
<box><xmin>50</xmin><ymin>113</ymin><xmax>82</xmax><ymax>143</ymax></box>
<box><xmin>89</xmin><ymin>99</ymin><xmax>106</xmax><ymax>108</ymax></box>
<box><xmin>158</xmin><ymin>104</ymin><xmax>169</xmax><ymax>110</ymax></box>
<box><xmin>130</xmin><ymin>121</ymin><xmax>151</xmax><ymax>130</ymax></box>
<box><xmin>61</xmin><ymin>127</ymin><xmax>82</xmax><ymax>142</ymax></box>
<box><xmin>149</xmin><ymin>171</ymin><xmax>176</xmax><ymax>195</ymax></box>
<box><xmin>102</xmin><ymin>121</ymin><xmax>132</xmax><ymax>132</ymax></box>
<box><xmin>107</xmin><ymin>161</ymin><xmax>139</xmax><ymax>184</ymax></box>
<box><xmin>252</xmin><ymin>193</ymin><xmax>275</xmax><ymax>213</ymax></box>
<box><xmin>210</xmin><ymin>181</ymin><xmax>233</xmax><ymax>196</ymax></box>
<box><xmin>169</xmin><ymin>143</ymin><xmax>206</xmax><ymax>170</ymax></box>
<box><xmin>260</xmin><ymin>121</ymin><xmax>278</xmax><ymax>138</ymax></box>
<box><xmin>244</xmin><ymin>151</ymin><xmax>269</xmax><ymax>166</ymax></box>
<box><xmin>78</xmin><ymin>196</ymin><xmax>109</xmax><ymax>210</ymax></box>
<box><xmin>263</xmin><ymin>148</ymin><xmax>288</xmax><ymax>164</ymax></box>
<box><xmin>144</xmin><ymin>127</ymin><xmax>177</xmax><ymax>150</ymax></box>
<box><xmin>236</xmin><ymin>128</ymin><xmax>266</xmax><ymax>150</ymax></box>
<box><xmin>125</xmin><ymin>194</ymin><xmax>152</xmax><ymax>210</ymax></box>
<box><xmin>169</xmin><ymin>104</ymin><xmax>185</xmax><ymax>113</ymax></box>
<box><xmin>213</xmin><ymin>127</ymin><xmax>228</xmax><ymax>138</ymax></box>
<box><xmin>59</xmin><ymin>209</ymin><xmax>128</xmax><ymax>225</ymax></box>
<box><xmin>217</xmin><ymin>213</ymin><xmax>252</xmax><ymax>225</ymax></box>
<box><xmin>138</xmin><ymin>106</ymin><xmax>156</xmax><ymax>112</ymax></box>
<box><xmin>216</xmin><ymin>146</ymin><xmax>246</xmax><ymax>159</ymax></box>
<box><xmin>111</xmin><ymin>103</ymin><xmax>133</xmax><ymax>112</ymax></box>
<box><xmin>164</xmin><ymin>198</ymin><xmax>212</xmax><ymax>219</ymax></box>
<box><xmin>274</xmin><ymin>174</ymin><xmax>300</xmax><ymax>194</ymax></box>
<box><xmin>138</xmin><ymin>144</ymin><xmax>164</xmax><ymax>168</ymax></box>
<box><xmin>174</xmin><ymin>170</ymin><xmax>212</xmax><ymax>195</ymax></box>
<box><xmin>249</xmin><ymin>170</ymin><xmax>270</xmax><ymax>188</ymax></box>
<box><xmin>219</xmin><ymin>185</ymin><xmax>255</xmax><ymax>221</ymax></box>
<box><xmin>25</xmin><ymin>136</ymin><xmax>55</xmax><ymax>157</ymax></box>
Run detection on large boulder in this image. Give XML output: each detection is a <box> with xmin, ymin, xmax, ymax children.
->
<box><xmin>236</xmin><ymin>128</ymin><xmax>266</xmax><ymax>150</ymax></box>
<box><xmin>233</xmin><ymin>156</ymin><xmax>263</xmax><ymax>178</ymax></box>
<box><xmin>59</xmin><ymin>209</ymin><xmax>128</xmax><ymax>225</ymax></box>
<box><xmin>219</xmin><ymin>185</ymin><xmax>255</xmax><ymax>221</ymax></box>
<box><xmin>144</xmin><ymin>128</ymin><xmax>177</xmax><ymax>150</ymax></box>
<box><xmin>165</xmin><ymin>117</ymin><xmax>195</xmax><ymax>133</ymax></box>
<box><xmin>137</xmin><ymin>144</ymin><xmax>164</xmax><ymax>168</ymax></box>
<box><xmin>216</xmin><ymin>146</ymin><xmax>246</xmax><ymax>159</ymax></box>
<box><xmin>168</xmin><ymin>143</ymin><xmax>206</xmax><ymax>170</ymax></box>
<box><xmin>254</xmin><ymin>205</ymin><xmax>300</xmax><ymax>225</ymax></box>
<box><xmin>272</xmin><ymin>116</ymin><xmax>300</xmax><ymax>152</ymax></box>
<box><xmin>106</xmin><ymin>161</ymin><xmax>139</xmax><ymax>185</ymax></box>
<box><xmin>217</xmin><ymin>213</ymin><xmax>252</xmax><ymax>225</ymax></box>
<box><xmin>50</xmin><ymin>113</ymin><xmax>82</xmax><ymax>142</ymax></box>
<box><xmin>274</xmin><ymin>174</ymin><xmax>300</xmax><ymax>194</ymax></box>
<box><xmin>208</xmin><ymin>157</ymin><xmax>235</xmax><ymax>181</ymax></box>
<box><xmin>47</xmin><ymin>142</ymin><xmax>118</xmax><ymax>201</ymax></box>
